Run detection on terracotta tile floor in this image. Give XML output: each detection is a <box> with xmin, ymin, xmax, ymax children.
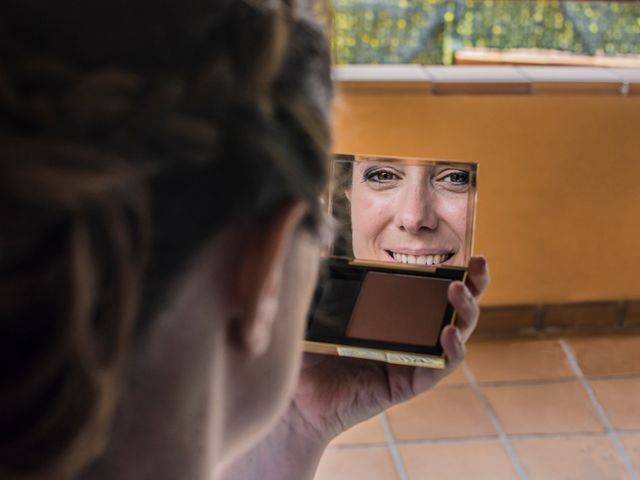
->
<box><xmin>315</xmin><ymin>335</ymin><xmax>640</xmax><ymax>480</ymax></box>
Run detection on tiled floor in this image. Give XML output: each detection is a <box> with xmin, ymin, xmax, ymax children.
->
<box><xmin>315</xmin><ymin>335</ymin><xmax>640</xmax><ymax>480</ymax></box>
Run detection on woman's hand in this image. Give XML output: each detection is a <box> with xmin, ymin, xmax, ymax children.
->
<box><xmin>286</xmin><ymin>255</ymin><xmax>489</xmax><ymax>443</ymax></box>
<box><xmin>218</xmin><ymin>256</ymin><xmax>489</xmax><ymax>480</ymax></box>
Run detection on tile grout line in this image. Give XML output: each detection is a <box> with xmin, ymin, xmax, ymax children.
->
<box><xmin>587</xmin><ymin>372</ymin><xmax>640</xmax><ymax>382</ymax></box>
<box><xmin>475</xmin><ymin>376</ymin><xmax>581</xmax><ymax>388</ymax></box>
<box><xmin>331</xmin><ymin>428</ymin><xmax>640</xmax><ymax>451</ymax></box>
<box><xmin>559</xmin><ymin>339</ymin><xmax>638</xmax><ymax>480</ymax></box>
<box><xmin>379</xmin><ymin>412</ymin><xmax>409</xmax><ymax>480</ymax></box>
<box><xmin>462</xmin><ymin>363</ymin><xmax>529</xmax><ymax>480</ymax></box>
<box><xmin>332</xmin><ymin>428</ymin><xmax>640</xmax><ymax>450</ymax></box>
<box><xmin>443</xmin><ymin>372</ymin><xmax>640</xmax><ymax>390</ymax></box>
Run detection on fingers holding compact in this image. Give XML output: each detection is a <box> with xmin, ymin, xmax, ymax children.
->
<box><xmin>447</xmin><ymin>281</ymin><xmax>479</xmax><ymax>343</ymax></box>
<box><xmin>445</xmin><ymin>256</ymin><xmax>488</xmax><ymax>345</ymax></box>
<box><xmin>466</xmin><ymin>255</ymin><xmax>490</xmax><ymax>299</ymax></box>
<box><xmin>420</xmin><ymin>258</ymin><xmax>489</xmax><ymax>390</ymax></box>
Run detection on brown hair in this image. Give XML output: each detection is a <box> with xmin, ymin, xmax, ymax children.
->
<box><xmin>0</xmin><ymin>0</ymin><xmax>332</xmax><ymax>477</ymax></box>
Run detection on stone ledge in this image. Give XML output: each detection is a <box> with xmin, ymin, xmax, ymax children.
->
<box><xmin>333</xmin><ymin>64</ymin><xmax>640</xmax><ymax>96</ymax></box>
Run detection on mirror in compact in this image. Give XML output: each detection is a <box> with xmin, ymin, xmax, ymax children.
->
<box><xmin>305</xmin><ymin>154</ymin><xmax>478</xmax><ymax>368</ymax></box>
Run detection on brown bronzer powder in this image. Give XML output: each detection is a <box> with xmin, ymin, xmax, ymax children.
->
<box><xmin>346</xmin><ymin>271</ymin><xmax>451</xmax><ymax>346</ymax></box>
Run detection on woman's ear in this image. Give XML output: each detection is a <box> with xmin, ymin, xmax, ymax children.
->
<box><xmin>228</xmin><ymin>201</ymin><xmax>307</xmax><ymax>356</ymax></box>
<box><xmin>344</xmin><ymin>188</ymin><xmax>351</xmax><ymax>202</ymax></box>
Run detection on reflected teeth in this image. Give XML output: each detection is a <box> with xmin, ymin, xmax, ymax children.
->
<box><xmin>391</xmin><ymin>252</ymin><xmax>449</xmax><ymax>265</ymax></box>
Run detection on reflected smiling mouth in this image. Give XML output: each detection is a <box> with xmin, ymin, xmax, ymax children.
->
<box><xmin>385</xmin><ymin>250</ymin><xmax>454</xmax><ymax>266</ymax></box>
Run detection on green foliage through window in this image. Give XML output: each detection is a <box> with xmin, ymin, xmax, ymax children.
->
<box><xmin>332</xmin><ymin>0</ymin><xmax>640</xmax><ymax>64</ymax></box>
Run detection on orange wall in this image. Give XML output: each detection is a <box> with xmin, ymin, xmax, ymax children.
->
<box><xmin>333</xmin><ymin>91</ymin><xmax>640</xmax><ymax>306</ymax></box>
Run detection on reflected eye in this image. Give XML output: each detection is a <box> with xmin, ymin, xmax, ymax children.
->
<box><xmin>434</xmin><ymin>169</ymin><xmax>470</xmax><ymax>192</ymax></box>
<box><xmin>442</xmin><ymin>171</ymin><xmax>469</xmax><ymax>185</ymax></box>
<box><xmin>363</xmin><ymin>168</ymin><xmax>401</xmax><ymax>184</ymax></box>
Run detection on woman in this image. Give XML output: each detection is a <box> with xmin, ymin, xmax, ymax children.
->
<box><xmin>0</xmin><ymin>1</ymin><xmax>488</xmax><ymax>479</ymax></box>
<box><xmin>344</xmin><ymin>157</ymin><xmax>474</xmax><ymax>267</ymax></box>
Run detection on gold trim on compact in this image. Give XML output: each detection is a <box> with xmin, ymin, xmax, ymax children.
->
<box><xmin>304</xmin><ymin>341</ymin><xmax>446</xmax><ymax>369</ymax></box>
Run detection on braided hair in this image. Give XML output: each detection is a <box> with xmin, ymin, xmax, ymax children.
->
<box><xmin>0</xmin><ymin>0</ymin><xmax>332</xmax><ymax>477</ymax></box>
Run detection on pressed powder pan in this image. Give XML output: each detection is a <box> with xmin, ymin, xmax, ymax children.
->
<box><xmin>347</xmin><ymin>272</ymin><xmax>449</xmax><ymax>346</ymax></box>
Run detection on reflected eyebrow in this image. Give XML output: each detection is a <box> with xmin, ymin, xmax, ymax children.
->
<box><xmin>361</xmin><ymin>162</ymin><xmax>404</xmax><ymax>172</ymax></box>
<box><xmin>434</xmin><ymin>166</ymin><xmax>470</xmax><ymax>174</ymax></box>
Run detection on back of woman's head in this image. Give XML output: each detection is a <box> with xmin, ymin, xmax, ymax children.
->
<box><xmin>0</xmin><ymin>0</ymin><xmax>332</xmax><ymax>477</ymax></box>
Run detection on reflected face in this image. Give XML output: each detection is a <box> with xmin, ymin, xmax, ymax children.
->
<box><xmin>347</xmin><ymin>161</ymin><xmax>470</xmax><ymax>267</ymax></box>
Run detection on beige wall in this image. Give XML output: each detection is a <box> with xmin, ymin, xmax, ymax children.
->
<box><xmin>333</xmin><ymin>91</ymin><xmax>640</xmax><ymax>306</ymax></box>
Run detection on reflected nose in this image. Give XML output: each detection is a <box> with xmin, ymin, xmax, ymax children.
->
<box><xmin>395</xmin><ymin>188</ymin><xmax>438</xmax><ymax>234</ymax></box>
